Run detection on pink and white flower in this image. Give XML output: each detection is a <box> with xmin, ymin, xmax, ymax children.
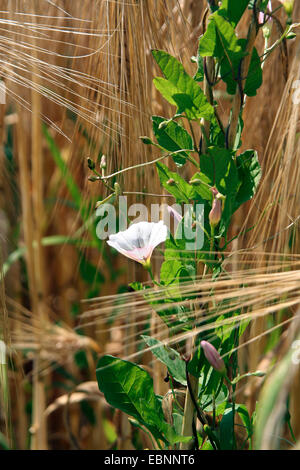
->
<box><xmin>209</xmin><ymin>187</ymin><xmax>222</xmax><ymax>227</ymax></box>
<box><xmin>107</xmin><ymin>220</ymin><xmax>168</xmax><ymax>266</ymax></box>
<box><xmin>259</xmin><ymin>0</ymin><xmax>272</xmax><ymax>24</ymax></box>
<box><xmin>201</xmin><ymin>340</ymin><xmax>226</xmax><ymax>374</ymax></box>
<box><xmin>166</xmin><ymin>205</ymin><xmax>183</xmax><ymax>223</ymax></box>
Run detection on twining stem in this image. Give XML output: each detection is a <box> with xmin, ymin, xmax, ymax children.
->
<box><xmin>228</xmin><ymin>5</ymin><xmax>261</xmax><ymax>149</ymax></box>
<box><xmin>145</xmin><ymin>264</ymin><xmax>160</xmax><ymax>286</ymax></box>
<box><xmin>200</xmin><ymin>2</ymin><xmax>216</xmax><ymax>154</ymax></box>
<box><xmin>180</xmin><ymin>350</ymin><xmax>199</xmax><ymax>450</ymax></box>
<box><xmin>201</xmin><ymin>56</ymin><xmax>215</xmax><ymax>154</ymax></box>
<box><xmin>181</xmin><ymin>358</ymin><xmax>218</xmax><ymax>450</ymax></box>
<box><xmin>210</xmin><ymin>225</ymin><xmax>215</xmax><ymax>263</ymax></box>
<box><xmin>102</xmin><ymin>148</ymin><xmax>198</xmax><ymax>180</ymax></box>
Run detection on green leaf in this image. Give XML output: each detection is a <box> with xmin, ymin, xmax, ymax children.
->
<box><xmin>198</xmin><ymin>15</ymin><xmax>262</xmax><ymax>97</ymax></box>
<box><xmin>129</xmin><ymin>281</ymin><xmax>145</xmax><ymax>292</ymax></box>
<box><xmin>156</xmin><ymin>161</ymin><xmax>196</xmax><ymax>203</ymax></box>
<box><xmin>200</xmin><ymin>147</ymin><xmax>236</xmax><ymax>188</ymax></box>
<box><xmin>215</xmin><ymin>313</ymin><xmax>238</xmax><ymax>343</ymax></box>
<box><xmin>233</xmin><ymin>113</ymin><xmax>244</xmax><ymax>151</ymax></box>
<box><xmin>160</xmin><ymin>259</ymin><xmax>183</xmax><ymax>285</ymax></box>
<box><xmin>209</xmin><ymin>116</ymin><xmax>226</xmax><ymax>148</ymax></box>
<box><xmin>0</xmin><ymin>432</ymin><xmax>9</xmax><ymax>450</ymax></box>
<box><xmin>200</xmin><ymin>146</ymin><xmax>239</xmax><ymax>232</ymax></box>
<box><xmin>201</xmin><ymin>384</ymin><xmax>229</xmax><ymax>412</ymax></box>
<box><xmin>199</xmin><ymin>13</ymin><xmax>243</xmax><ymax>59</ymax></box>
<box><xmin>213</xmin><ymin>12</ymin><xmax>244</xmax><ymax>57</ymax></box>
<box><xmin>187</xmin><ymin>344</ymin><xmax>206</xmax><ymax>378</ymax></box>
<box><xmin>96</xmin><ymin>355</ymin><xmax>166</xmax><ymax>441</ymax></box>
<box><xmin>153</xmin><ymin>77</ymin><xmax>181</xmax><ymax>107</ymax></box>
<box><xmin>96</xmin><ymin>355</ymin><xmax>186</xmax><ymax>444</ymax></box>
<box><xmin>243</xmin><ymin>43</ymin><xmax>263</xmax><ymax>97</ymax></box>
<box><xmin>198</xmin><ymin>21</ymin><xmax>217</xmax><ymax>58</ymax></box>
<box><xmin>239</xmin><ymin>317</ymin><xmax>251</xmax><ymax>338</ymax></box>
<box><xmin>219</xmin><ymin>407</ymin><xmax>235</xmax><ymax>449</ymax></box>
<box><xmin>235</xmin><ymin>404</ymin><xmax>252</xmax><ymax>437</ymax></box>
<box><xmin>189</xmin><ymin>172</ymin><xmax>212</xmax><ymax>201</ymax></box>
<box><xmin>141</xmin><ymin>335</ymin><xmax>187</xmax><ymax>385</ymax></box>
<box><xmin>235</xmin><ymin>149</ymin><xmax>261</xmax><ymax>209</ymax></box>
<box><xmin>219</xmin><ymin>41</ymin><xmax>262</xmax><ymax>96</ymax></box>
<box><xmin>160</xmin><ymin>259</ymin><xmax>183</xmax><ymax>298</ymax></box>
<box><xmin>220</xmin><ymin>0</ymin><xmax>250</xmax><ymax>26</ymax></box>
<box><xmin>152</xmin><ymin>116</ymin><xmax>193</xmax><ymax>167</ymax></box>
<box><xmin>152</xmin><ymin>50</ymin><xmax>214</xmax><ymax>121</ymax></box>
<box><xmin>220</xmin><ymin>403</ymin><xmax>252</xmax><ymax>449</ymax></box>
<box><xmin>193</xmin><ymin>51</ymin><xmax>204</xmax><ymax>82</ymax></box>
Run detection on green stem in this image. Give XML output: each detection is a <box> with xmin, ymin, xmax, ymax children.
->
<box><xmin>145</xmin><ymin>264</ymin><xmax>160</xmax><ymax>287</ymax></box>
<box><xmin>102</xmin><ymin>148</ymin><xmax>195</xmax><ymax>180</ymax></box>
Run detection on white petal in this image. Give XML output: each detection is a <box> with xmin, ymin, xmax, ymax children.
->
<box><xmin>149</xmin><ymin>220</ymin><xmax>168</xmax><ymax>249</ymax></box>
<box><xmin>132</xmin><ymin>222</ymin><xmax>153</xmax><ymax>248</ymax></box>
<box><xmin>107</xmin><ymin>221</ymin><xmax>168</xmax><ymax>264</ymax></box>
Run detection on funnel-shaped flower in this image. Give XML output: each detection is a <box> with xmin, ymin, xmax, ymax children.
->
<box><xmin>107</xmin><ymin>220</ymin><xmax>168</xmax><ymax>267</ymax></box>
<box><xmin>166</xmin><ymin>205</ymin><xmax>183</xmax><ymax>223</ymax></box>
<box><xmin>209</xmin><ymin>187</ymin><xmax>222</xmax><ymax>227</ymax></box>
<box><xmin>201</xmin><ymin>341</ymin><xmax>225</xmax><ymax>373</ymax></box>
<box><xmin>209</xmin><ymin>198</ymin><xmax>222</xmax><ymax>227</ymax></box>
<box><xmin>259</xmin><ymin>0</ymin><xmax>272</xmax><ymax>24</ymax></box>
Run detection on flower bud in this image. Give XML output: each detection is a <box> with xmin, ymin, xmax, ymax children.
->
<box><xmin>189</xmin><ymin>178</ymin><xmax>202</xmax><ymax>186</ymax></box>
<box><xmin>211</xmin><ymin>186</ymin><xmax>218</xmax><ymax>197</ymax></box>
<box><xmin>87</xmin><ymin>158</ymin><xmax>95</xmax><ymax>170</ymax></box>
<box><xmin>209</xmin><ymin>197</ymin><xmax>222</xmax><ymax>227</ymax></box>
<box><xmin>286</xmin><ymin>32</ymin><xmax>296</xmax><ymax>39</ymax></box>
<box><xmin>262</xmin><ymin>23</ymin><xmax>272</xmax><ymax>38</ymax></box>
<box><xmin>114</xmin><ymin>182</ymin><xmax>122</xmax><ymax>197</ymax></box>
<box><xmin>140</xmin><ymin>136</ymin><xmax>153</xmax><ymax>145</ymax></box>
<box><xmin>100</xmin><ymin>155</ymin><xmax>107</xmax><ymax>169</ymax></box>
<box><xmin>258</xmin><ymin>11</ymin><xmax>264</xmax><ymax>25</ymax></box>
<box><xmin>201</xmin><ymin>341</ymin><xmax>225</xmax><ymax>373</ymax></box>
<box><xmin>259</xmin><ymin>1</ymin><xmax>273</xmax><ymax>37</ymax></box>
<box><xmin>167</xmin><ymin>178</ymin><xmax>176</xmax><ymax>186</ymax></box>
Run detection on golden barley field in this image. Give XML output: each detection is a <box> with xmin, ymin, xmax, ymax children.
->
<box><xmin>0</xmin><ymin>0</ymin><xmax>300</xmax><ymax>452</ymax></box>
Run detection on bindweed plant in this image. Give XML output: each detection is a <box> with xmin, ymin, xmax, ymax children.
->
<box><xmin>92</xmin><ymin>0</ymin><xmax>298</xmax><ymax>450</ymax></box>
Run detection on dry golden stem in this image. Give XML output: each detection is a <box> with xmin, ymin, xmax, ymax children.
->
<box><xmin>16</xmin><ymin>110</ymin><xmax>38</xmax><ymax>311</ymax></box>
<box><xmin>29</xmin><ymin>0</ymin><xmax>48</xmax><ymax>450</ymax></box>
